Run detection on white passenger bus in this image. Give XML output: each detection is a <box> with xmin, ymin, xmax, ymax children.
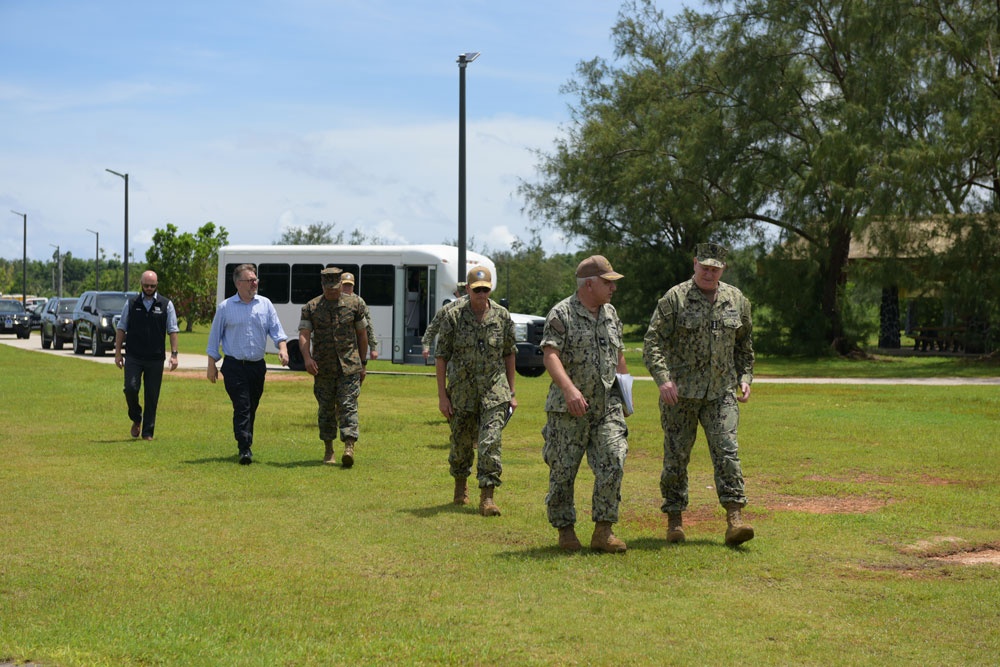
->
<box><xmin>215</xmin><ymin>244</ymin><xmax>546</xmax><ymax>374</ymax></box>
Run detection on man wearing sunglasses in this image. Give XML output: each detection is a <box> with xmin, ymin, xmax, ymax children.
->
<box><xmin>114</xmin><ymin>270</ymin><xmax>180</xmax><ymax>441</ymax></box>
<box><xmin>434</xmin><ymin>266</ymin><xmax>517</xmax><ymax>516</ymax></box>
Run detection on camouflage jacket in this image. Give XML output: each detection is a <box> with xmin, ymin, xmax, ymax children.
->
<box><xmin>541</xmin><ymin>293</ymin><xmax>625</xmax><ymax>413</ymax></box>
<box><xmin>422</xmin><ymin>295</ymin><xmax>468</xmax><ymax>351</ymax></box>
<box><xmin>299</xmin><ymin>293</ymin><xmax>367</xmax><ymax>375</ymax></box>
<box><xmin>436</xmin><ymin>299</ymin><xmax>516</xmax><ymax>411</ymax></box>
<box><xmin>643</xmin><ymin>278</ymin><xmax>754</xmax><ymax>401</ymax></box>
<box><xmin>357</xmin><ymin>294</ymin><xmax>378</xmax><ymax>352</ymax></box>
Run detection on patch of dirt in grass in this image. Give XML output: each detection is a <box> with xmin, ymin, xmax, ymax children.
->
<box><xmin>902</xmin><ymin>537</ymin><xmax>1000</xmax><ymax>566</ymax></box>
<box><xmin>802</xmin><ymin>473</ymin><xmax>896</xmax><ymax>484</ymax></box>
<box><xmin>931</xmin><ymin>548</ymin><xmax>1000</xmax><ymax>566</ymax></box>
<box><xmin>762</xmin><ymin>494</ymin><xmax>889</xmax><ymax>514</ymax></box>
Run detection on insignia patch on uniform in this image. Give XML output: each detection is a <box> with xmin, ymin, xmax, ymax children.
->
<box><xmin>547</xmin><ymin>316</ymin><xmax>565</xmax><ymax>334</ymax></box>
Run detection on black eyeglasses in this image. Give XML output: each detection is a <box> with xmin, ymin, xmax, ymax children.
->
<box><xmin>472</xmin><ymin>287</ymin><xmax>490</xmax><ymax>294</ymax></box>
<box><xmin>238</xmin><ymin>278</ymin><xmax>259</xmax><ymax>284</ymax></box>
<box><xmin>141</xmin><ymin>283</ymin><xmax>157</xmax><ymax>288</ymax></box>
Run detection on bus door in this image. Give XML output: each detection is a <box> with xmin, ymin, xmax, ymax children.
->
<box><xmin>391</xmin><ymin>265</ymin><xmax>436</xmax><ymax>365</ymax></box>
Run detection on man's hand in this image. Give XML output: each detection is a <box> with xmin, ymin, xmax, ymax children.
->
<box><xmin>737</xmin><ymin>382</ymin><xmax>751</xmax><ymax>403</ymax></box>
<box><xmin>562</xmin><ymin>384</ymin><xmax>589</xmax><ymax>417</ymax></box>
<box><xmin>439</xmin><ymin>395</ymin><xmax>454</xmax><ymax>420</ymax></box>
<box><xmin>658</xmin><ymin>381</ymin><xmax>679</xmax><ymax>406</ymax></box>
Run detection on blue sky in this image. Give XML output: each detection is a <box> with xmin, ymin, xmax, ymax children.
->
<box><xmin>1</xmin><ymin>0</ymin><xmax>691</xmax><ymax>266</ymax></box>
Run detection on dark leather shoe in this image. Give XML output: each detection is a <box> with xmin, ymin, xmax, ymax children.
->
<box><xmin>239</xmin><ymin>450</ymin><xmax>253</xmax><ymax>465</ymax></box>
<box><xmin>130</xmin><ymin>421</ymin><xmax>141</xmax><ymax>438</ymax></box>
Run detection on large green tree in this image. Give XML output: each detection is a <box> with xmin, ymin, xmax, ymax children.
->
<box><xmin>276</xmin><ymin>222</ymin><xmax>343</xmax><ymax>245</ymax></box>
<box><xmin>145</xmin><ymin>222</ymin><xmax>228</xmax><ymax>331</ymax></box>
<box><xmin>522</xmin><ymin>0</ymin><xmax>999</xmax><ymax>351</ymax></box>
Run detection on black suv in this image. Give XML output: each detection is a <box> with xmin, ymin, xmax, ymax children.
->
<box><xmin>0</xmin><ymin>299</ymin><xmax>31</xmax><ymax>339</ymax></box>
<box><xmin>72</xmin><ymin>291</ymin><xmax>134</xmax><ymax>356</ymax></box>
<box><xmin>40</xmin><ymin>297</ymin><xmax>78</xmax><ymax>349</ymax></box>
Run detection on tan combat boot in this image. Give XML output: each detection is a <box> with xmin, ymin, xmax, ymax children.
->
<box><xmin>666</xmin><ymin>512</ymin><xmax>685</xmax><ymax>543</ymax></box>
<box><xmin>590</xmin><ymin>521</ymin><xmax>627</xmax><ymax>553</ymax></box>
<box><xmin>724</xmin><ymin>502</ymin><xmax>755</xmax><ymax>546</ymax></box>
<box><xmin>341</xmin><ymin>440</ymin><xmax>355</xmax><ymax>468</ymax></box>
<box><xmin>558</xmin><ymin>526</ymin><xmax>582</xmax><ymax>552</ymax></box>
<box><xmin>323</xmin><ymin>441</ymin><xmax>335</xmax><ymax>465</ymax></box>
<box><xmin>479</xmin><ymin>486</ymin><xmax>501</xmax><ymax>517</ymax></box>
<box><xmin>453</xmin><ymin>477</ymin><xmax>469</xmax><ymax>505</ymax></box>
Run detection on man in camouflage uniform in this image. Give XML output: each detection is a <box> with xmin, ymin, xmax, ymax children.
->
<box><xmin>299</xmin><ymin>267</ymin><xmax>369</xmax><ymax>467</ymax></box>
<box><xmin>340</xmin><ymin>272</ymin><xmax>378</xmax><ymax>361</ymax></box>
<box><xmin>421</xmin><ymin>283</ymin><xmax>467</xmax><ymax>360</ymax></box>
<box><xmin>435</xmin><ymin>266</ymin><xmax>517</xmax><ymax>516</ymax></box>
<box><xmin>643</xmin><ymin>243</ymin><xmax>755</xmax><ymax>546</ymax></box>
<box><xmin>541</xmin><ymin>255</ymin><xmax>630</xmax><ymax>554</ymax></box>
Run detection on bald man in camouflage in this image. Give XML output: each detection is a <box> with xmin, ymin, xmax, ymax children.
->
<box><xmin>643</xmin><ymin>243</ymin><xmax>755</xmax><ymax>546</ymax></box>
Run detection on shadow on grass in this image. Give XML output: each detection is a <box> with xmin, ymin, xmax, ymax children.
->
<box><xmin>183</xmin><ymin>456</ymin><xmax>239</xmax><ymax>465</ymax></box>
<box><xmin>266</xmin><ymin>460</ymin><xmax>329</xmax><ymax>469</ymax></box>
<box><xmin>495</xmin><ymin>536</ymin><xmax>752</xmax><ymax>560</ymax></box>
<box><xmin>399</xmin><ymin>503</ymin><xmax>477</xmax><ymax>518</ymax></box>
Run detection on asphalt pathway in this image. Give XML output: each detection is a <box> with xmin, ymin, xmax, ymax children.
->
<box><xmin>3</xmin><ymin>334</ymin><xmax>998</xmax><ymax>385</ymax></box>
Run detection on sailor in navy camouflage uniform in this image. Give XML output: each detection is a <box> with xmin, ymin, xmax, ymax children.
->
<box><xmin>643</xmin><ymin>243</ymin><xmax>756</xmax><ymax>546</ymax></box>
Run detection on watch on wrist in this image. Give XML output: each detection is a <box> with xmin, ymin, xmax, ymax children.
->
<box><xmin>171</xmin><ymin>351</ymin><xmax>178</xmax><ymax>356</ymax></box>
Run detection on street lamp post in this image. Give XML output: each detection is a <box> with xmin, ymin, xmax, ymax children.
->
<box><xmin>457</xmin><ymin>51</ymin><xmax>480</xmax><ymax>280</ymax></box>
<box><xmin>50</xmin><ymin>244</ymin><xmax>62</xmax><ymax>297</ymax></box>
<box><xmin>10</xmin><ymin>210</ymin><xmax>26</xmax><ymax>305</ymax></box>
<box><xmin>105</xmin><ymin>169</ymin><xmax>129</xmax><ymax>291</ymax></box>
<box><xmin>86</xmin><ymin>228</ymin><xmax>100</xmax><ymax>290</ymax></box>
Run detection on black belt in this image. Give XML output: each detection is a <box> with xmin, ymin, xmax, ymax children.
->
<box><xmin>225</xmin><ymin>357</ymin><xmax>265</xmax><ymax>365</ymax></box>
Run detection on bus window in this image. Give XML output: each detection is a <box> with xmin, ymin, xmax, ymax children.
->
<box><xmin>258</xmin><ymin>263</ymin><xmax>290</xmax><ymax>304</ymax></box>
<box><xmin>223</xmin><ymin>263</ymin><xmax>243</xmax><ymax>299</ymax></box>
<box><xmin>291</xmin><ymin>263</ymin><xmax>324</xmax><ymax>303</ymax></box>
<box><xmin>360</xmin><ymin>264</ymin><xmax>394</xmax><ymax>306</ymax></box>
<box><xmin>324</xmin><ymin>262</ymin><xmax>359</xmax><ymax>280</ymax></box>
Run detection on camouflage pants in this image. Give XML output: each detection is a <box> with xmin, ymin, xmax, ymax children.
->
<box><xmin>659</xmin><ymin>392</ymin><xmax>746</xmax><ymax>513</ymax></box>
<box><xmin>449</xmin><ymin>402</ymin><xmax>506</xmax><ymax>488</ymax></box>
<box><xmin>542</xmin><ymin>400</ymin><xmax>628</xmax><ymax>528</ymax></box>
<box><xmin>313</xmin><ymin>372</ymin><xmax>361</xmax><ymax>443</ymax></box>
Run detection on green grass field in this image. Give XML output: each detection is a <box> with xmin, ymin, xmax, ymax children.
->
<box><xmin>1</xmin><ymin>341</ymin><xmax>998</xmax><ymax>666</ymax></box>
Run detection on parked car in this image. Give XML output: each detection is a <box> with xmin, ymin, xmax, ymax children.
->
<box><xmin>26</xmin><ymin>298</ymin><xmax>48</xmax><ymax>329</ymax></box>
<box><xmin>40</xmin><ymin>297</ymin><xmax>78</xmax><ymax>350</ymax></box>
<box><xmin>509</xmin><ymin>311</ymin><xmax>547</xmax><ymax>377</ymax></box>
<box><xmin>0</xmin><ymin>299</ymin><xmax>32</xmax><ymax>339</ymax></box>
<box><xmin>72</xmin><ymin>291</ymin><xmax>134</xmax><ymax>356</ymax></box>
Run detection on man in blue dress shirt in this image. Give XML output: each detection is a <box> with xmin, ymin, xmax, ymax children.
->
<box><xmin>206</xmin><ymin>263</ymin><xmax>289</xmax><ymax>464</ymax></box>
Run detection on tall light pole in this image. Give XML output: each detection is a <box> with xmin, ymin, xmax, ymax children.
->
<box><xmin>86</xmin><ymin>228</ymin><xmax>100</xmax><ymax>290</ymax></box>
<box><xmin>11</xmin><ymin>210</ymin><xmax>26</xmax><ymax>305</ymax></box>
<box><xmin>106</xmin><ymin>169</ymin><xmax>129</xmax><ymax>291</ymax></box>
<box><xmin>457</xmin><ymin>51</ymin><xmax>480</xmax><ymax>279</ymax></box>
<box><xmin>50</xmin><ymin>244</ymin><xmax>62</xmax><ymax>298</ymax></box>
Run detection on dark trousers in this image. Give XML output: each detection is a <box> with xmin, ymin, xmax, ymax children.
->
<box><xmin>222</xmin><ymin>357</ymin><xmax>267</xmax><ymax>453</ymax></box>
<box><xmin>123</xmin><ymin>356</ymin><xmax>165</xmax><ymax>439</ymax></box>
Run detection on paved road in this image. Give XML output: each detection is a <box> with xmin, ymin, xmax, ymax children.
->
<box><xmin>0</xmin><ymin>332</ymin><xmax>289</xmax><ymax>373</ymax></box>
<box><xmin>2</xmin><ymin>333</ymin><xmax>998</xmax><ymax>384</ymax></box>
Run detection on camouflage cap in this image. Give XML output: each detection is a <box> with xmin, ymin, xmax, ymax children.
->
<box><xmin>576</xmin><ymin>255</ymin><xmax>623</xmax><ymax>281</ymax></box>
<box><xmin>320</xmin><ymin>267</ymin><xmax>343</xmax><ymax>284</ymax></box>
<box><xmin>466</xmin><ymin>266</ymin><xmax>492</xmax><ymax>290</ymax></box>
<box><xmin>695</xmin><ymin>243</ymin><xmax>728</xmax><ymax>268</ymax></box>
<box><xmin>341</xmin><ymin>272</ymin><xmax>356</xmax><ymax>285</ymax></box>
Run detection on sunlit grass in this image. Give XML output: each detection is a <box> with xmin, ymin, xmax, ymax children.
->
<box><xmin>1</xmin><ymin>343</ymin><xmax>998</xmax><ymax>666</ymax></box>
